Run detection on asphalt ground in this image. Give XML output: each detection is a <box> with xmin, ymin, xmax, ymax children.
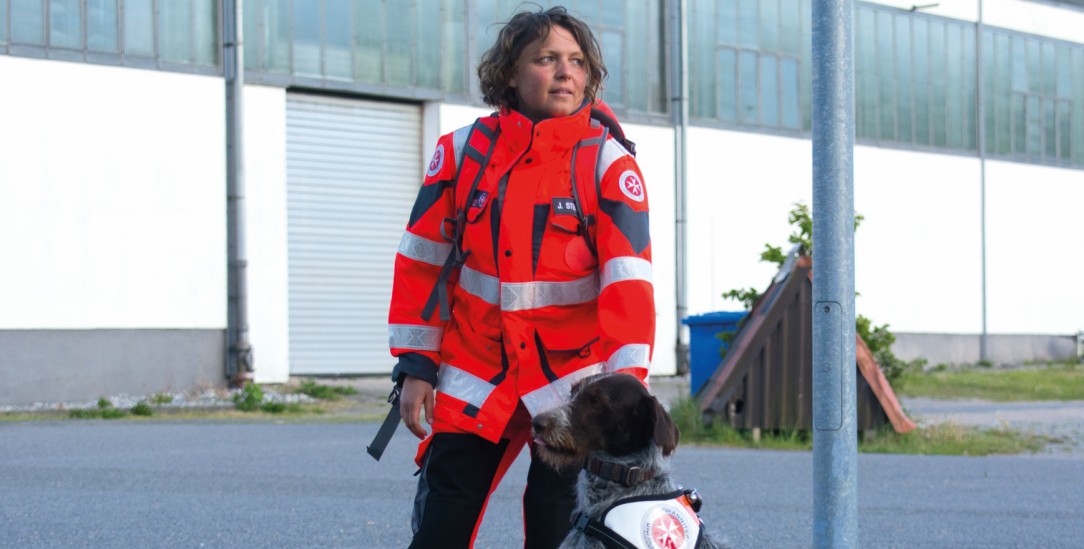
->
<box><xmin>2</xmin><ymin>422</ymin><xmax>1082</xmax><ymax>548</ymax></box>
<box><xmin>3</xmin><ymin>385</ymin><xmax>1084</xmax><ymax>548</ymax></box>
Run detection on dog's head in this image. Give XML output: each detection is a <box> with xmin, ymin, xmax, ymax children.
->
<box><xmin>531</xmin><ymin>373</ymin><xmax>680</xmax><ymax>470</ymax></box>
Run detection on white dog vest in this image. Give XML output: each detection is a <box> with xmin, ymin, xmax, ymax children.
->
<box><xmin>573</xmin><ymin>490</ymin><xmax>704</xmax><ymax>549</ymax></box>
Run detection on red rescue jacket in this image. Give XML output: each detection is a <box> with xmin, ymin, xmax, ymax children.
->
<box><xmin>388</xmin><ymin>103</ymin><xmax>654</xmax><ymax>443</ymax></box>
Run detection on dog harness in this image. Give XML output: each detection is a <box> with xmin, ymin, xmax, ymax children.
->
<box><xmin>572</xmin><ymin>489</ymin><xmax>706</xmax><ymax>549</ymax></box>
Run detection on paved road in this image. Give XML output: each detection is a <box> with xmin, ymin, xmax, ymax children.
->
<box><xmin>2</xmin><ymin>419</ymin><xmax>1083</xmax><ymax>548</ymax></box>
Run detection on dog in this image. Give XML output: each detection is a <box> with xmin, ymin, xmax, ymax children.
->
<box><xmin>532</xmin><ymin>373</ymin><xmax>729</xmax><ymax>549</ymax></box>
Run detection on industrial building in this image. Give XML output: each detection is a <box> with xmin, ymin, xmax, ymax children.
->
<box><xmin>1</xmin><ymin>0</ymin><xmax>1081</xmax><ymax>404</ymax></box>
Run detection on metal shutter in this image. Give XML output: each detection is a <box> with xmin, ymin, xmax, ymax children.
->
<box><xmin>286</xmin><ymin>94</ymin><xmax>421</xmax><ymax>374</ymax></box>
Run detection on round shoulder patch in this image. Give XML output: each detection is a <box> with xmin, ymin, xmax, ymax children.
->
<box><xmin>618</xmin><ymin>170</ymin><xmax>645</xmax><ymax>203</ymax></box>
<box><xmin>426</xmin><ymin>144</ymin><xmax>445</xmax><ymax>177</ymax></box>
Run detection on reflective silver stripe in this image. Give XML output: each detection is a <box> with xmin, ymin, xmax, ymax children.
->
<box><xmin>501</xmin><ymin>273</ymin><xmax>600</xmax><ymax>311</ymax></box>
<box><xmin>606</xmin><ymin>344</ymin><xmax>651</xmax><ymax>372</ymax></box>
<box><xmin>437</xmin><ymin>364</ymin><xmax>495</xmax><ymax>409</ymax></box>
<box><xmin>459</xmin><ymin>265</ymin><xmax>501</xmax><ymax>305</ymax></box>
<box><xmin>452</xmin><ymin>125</ymin><xmax>471</xmax><ymax>169</ymax></box>
<box><xmin>398</xmin><ymin>232</ymin><xmax>453</xmax><ymax>266</ymax></box>
<box><xmin>388</xmin><ymin>324</ymin><xmax>443</xmax><ymax>351</ymax></box>
<box><xmin>596</xmin><ymin>138</ymin><xmax>632</xmax><ymax>183</ymax></box>
<box><xmin>521</xmin><ymin>363</ymin><xmax>605</xmax><ymax>417</ymax></box>
<box><xmin>600</xmin><ymin>257</ymin><xmax>653</xmax><ymax>290</ymax></box>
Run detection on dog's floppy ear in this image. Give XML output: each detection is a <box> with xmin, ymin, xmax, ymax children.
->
<box><xmin>649</xmin><ymin>396</ymin><xmax>680</xmax><ymax>455</ymax></box>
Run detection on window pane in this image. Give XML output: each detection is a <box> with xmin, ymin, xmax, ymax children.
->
<box><xmin>441</xmin><ymin>0</ymin><xmax>465</xmax><ymax>93</ymax></box>
<box><xmin>414</xmin><ymin>0</ymin><xmax>440</xmax><ymax>88</ymax></box>
<box><xmin>1042</xmin><ymin>98</ymin><xmax>1055</xmax><ymax>159</ymax></box>
<box><xmin>1011</xmin><ymin>92</ymin><xmax>1026</xmax><ymax>155</ymax></box>
<box><xmin>1041</xmin><ymin>42</ymin><xmax>1056</xmax><ymax>97</ymax></box>
<box><xmin>1026</xmin><ymin>39</ymin><xmax>1041</xmax><ymax>94</ymax></box>
<box><xmin>601</xmin><ymin>30</ymin><xmax>624</xmax><ymax>106</ymax></box>
<box><xmin>0</xmin><ymin>0</ymin><xmax>7</xmax><ymax>45</ymax></box>
<box><xmin>243</xmin><ymin>0</ymin><xmax>257</xmax><ymax>69</ymax></box>
<box><xmin>716</xmin><ymin>0</ymin><xmax>736</xmax><ymax>47</ymax></box>
<box><xmin>50</xmin><ymin>0</ymin><xmax>82</xmax><ymax>49</ymax></box>
<box><xmin>293</xmin><ymin>0</ymin><xmax>322</xmax><ymax>77</ymax></box>
<box><xmin>928</xmin><ymin>21</ymin><xmax>946</xmax><ymax>147</ymax></box>
<box><xmin>1056</xmin><ymin>99</ymin><xmax>1071</xmax><ymax>161</ymax></box>
<box><xmin>781</xmin><ymin>56</ymin><xmax>799</xmax><ymax>129</ymax></box>
<box><xmin>626</xmin><ymin>0</ymin><xmax>648</xmax><ymax>111</ymax></box>
<box><xmin>87</xmin><ymin>0</ymin><xmax>118</xmax><ymax>53</ymax></box>
<box><xmin>761</xmin><ymin>54</ymin><xmax>779</xmax><ymax>127</ymax></box>
<box><xmin>159</xmin><ymin>0</ymin><xmax>192</xmax><ymax>63</ymax></box>
<box><xmin>994</xmin><ymin>33</ymin><xmax>1012</xmax><ymax>155</ymax></box>
<box><xmin>779</xmin><ymin>0</ymin><xmax>800</xmax><ymax>55</ymax></box>
<box><xmin>193</xmin><ymin>0</ymin><xmax>217</xmax><ymax>66</ymax></box>
<box><xmin>877</xmin><ymin>11</ymin><xmax>895</xmax><ymax>141</ymax></box>
<box><xmin>738</xmin><ymin>50</ymin><xmax>757</xmax><ymax>124</ymax></box>
<box><xmin>759</xmin><ymin>0</ymin><xmax>778</xmax><ymax>52</ymax></box>
<box><xmin>601</xmin><ymin>0</ymin><xmax>623</xmax><ymax>28</ymax></box>
<box><xmin>944</xmin><ymin>24</ymin><xmax>962</xmax><ymax>149</ymax></box>
<box><xmin>737</xmin><ymin>0</ymin><xmax>757</xmax><ymax>49</ymax></box>
<box><xmin>690</xmin><ymin>0</ymin><xmax>715</xmax><ymax>118</ymax></box>
<box><xmin>856</xmin><ymin>8</ymin><xmax>876</xmax><ymax>140</ymax></box>
<box><xmin>124</xmin><ymin>0</ymin><xmax>154</xmax><ymax>56</ymax></box>
<box><xmin>718</xmin><ymin>48</ymin><xmax>737</xmax><ymax>122</ymax></box>
<box><xmin>1055</xmin><ymin>45</ymin><xmax>1072</xmax><ymax>99</ymax></box>
<box><xmin>12</xmin><ymin>0</ymin><xmax>44</xmax><ymax>45</ymax></box>
<box><xmin>356</xmin><ymin>0</ymin><xmax>384</xmax><ymax>83</ymax></box>
<box><xmin>895</xmin><ymin>15</ymin><xmax>912</xmax><ymax>143</ymax></box>
<box><xmin>961</xmin><ymin>26</ymin><xmax>976</xmax><ymax>151</ymax></box>
<box><xmin>385</xmin><ymin>1</ymin><xmax>413</xmax><ymax>86</ymax></box>
<box><xmin>326</xmin><ymin>0</ymin><xmax>353</xmax><ymax>80</ymax></box>
<box><xmin>912</xmin><ymin>18</ymin><xmax>929</xmax><ymax>145</ymax></box>
<box><xmin>1025</xmin><ymin>95</ymin><xmax>1041</xmax><ymax>157</ymax></box>
<box><xmin>1073</xmin><ymin>49</ymin><xmax>1084</xmax><ymax>164</ymax></box>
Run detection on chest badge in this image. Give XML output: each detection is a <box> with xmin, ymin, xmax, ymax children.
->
<box><xmin>552</xmin><ymin>197</ymin><xmax>579</xmax><ymax>217</ymax></box>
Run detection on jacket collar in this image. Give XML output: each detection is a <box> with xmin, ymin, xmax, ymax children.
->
<box><xmin>498</xmin><ymin>102</ymin><xmax>593</xmax><ymax>157</ymax></box>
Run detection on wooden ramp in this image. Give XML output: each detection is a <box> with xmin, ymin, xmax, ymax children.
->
<box><xmin>697</xmin><ymin>255</ymin><xmax>915</xmax><ymax>433</ymax></box>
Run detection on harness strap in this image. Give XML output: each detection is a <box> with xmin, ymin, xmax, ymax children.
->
<box><xmin>572</xmin><ymin>512</ymin><xmax>639</xmax><ymax>549</ymax></box>
<box><xmin>366</xmin><ymin>385</ymin><xmax>402</xmax><ymax>461</ymax></box>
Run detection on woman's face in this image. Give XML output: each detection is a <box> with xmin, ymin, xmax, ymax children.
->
<box><xmin>509</xmin><ymin>25</ymin><xmax>587</xmax><ymax>121</ymax></box>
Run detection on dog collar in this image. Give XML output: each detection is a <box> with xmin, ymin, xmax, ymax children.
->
<box><xmin>584</xmin><ymin>455</ymin><xmax>658</xmax><ymax>486</ymax></box>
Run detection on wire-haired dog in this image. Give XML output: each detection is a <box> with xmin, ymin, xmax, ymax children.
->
<box><xmin>532</xmin><ymin>373</ymin><xmax>729</xmax><ymax>549</ymax></box>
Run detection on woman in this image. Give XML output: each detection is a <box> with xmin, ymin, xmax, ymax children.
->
<box><xmin>387</xmin><ymin>6</ymin><xmax>655</xmax><ymax>547</ymax></box>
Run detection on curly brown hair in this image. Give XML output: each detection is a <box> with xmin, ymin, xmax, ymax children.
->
<box><xmin>477</xmin><ymin>6</ymin><xmax>607</xmax><ymax>111</ymax></box>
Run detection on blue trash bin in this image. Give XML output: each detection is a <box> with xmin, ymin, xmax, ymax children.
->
<box><xmin>682</xmin><ymin>311</ymin><xmax>748</xmax><ymax>395</ymax></box>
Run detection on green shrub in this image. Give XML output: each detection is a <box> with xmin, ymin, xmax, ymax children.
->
<box><xmin>131</xmin><ymin>401</ymin><xmax>154</xmax><ymax>417</ymax></box>
<box><xmin>233</xmin><ymin>383</ymin><xmax>264</xmax><ymax>412</ymax></box>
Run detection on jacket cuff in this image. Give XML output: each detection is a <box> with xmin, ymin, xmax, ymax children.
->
<box><xmin>391</xmin><ymin>353</ymin><xmax>439</xmax><ymax>387</ymax></box>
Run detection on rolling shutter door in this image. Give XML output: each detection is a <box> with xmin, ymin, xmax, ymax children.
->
<box><xmin>286</xmin><ymin>94</ymin><xmax>421</xmax><ymax>374</ymax></box>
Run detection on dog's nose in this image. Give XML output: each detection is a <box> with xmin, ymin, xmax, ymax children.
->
<box><xmin>531</xmin><ymin>415</ymin><xmax>547</xmax><ymax>433</ymax></box>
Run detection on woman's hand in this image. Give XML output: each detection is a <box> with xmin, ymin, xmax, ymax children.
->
<box><xmin>400</xmin><ymin>375</ymin><xmax>435</xmax><ymax>439</ymax></box>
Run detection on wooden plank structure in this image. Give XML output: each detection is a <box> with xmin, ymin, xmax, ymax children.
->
<box><xmin>697</xmin><ymin>255</ymin><xmax>915</xmax><ymax>434</ymax></box>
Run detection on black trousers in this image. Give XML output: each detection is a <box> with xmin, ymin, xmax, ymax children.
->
<box><xmin>408</xmin><ymin>432</ymin><xmax>579</xmax><ymax>549</ymax></box>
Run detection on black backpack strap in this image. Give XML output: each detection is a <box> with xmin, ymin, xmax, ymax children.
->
<box><xmin>590</xmin><ymin>106</ymin><xmax>636</xmax><ymax>157</ymax></box>
<box><xmin>420</xmin><ymin>119</ymin><xmax>500</xmax><ymax>322</ymax></box>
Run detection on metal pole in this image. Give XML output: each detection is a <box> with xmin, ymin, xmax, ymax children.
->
<box><xmin>977</xmin><ymin>0</ymin><xmax>989</xmax><ymax>363</ymax></box>
<box><xmin>811</xmin><ymin>0</ymin><xmax>858</xmax><ymax>546</ymax></box>
<box><xmin>224</xmin><ymin>0</ymin><xmax>253</xmax><ymax>384</ymax></box>
<box><xmin>671</xmin><ymin>0</ymin><xmax>690</xmax><ymax>375</ymax></box>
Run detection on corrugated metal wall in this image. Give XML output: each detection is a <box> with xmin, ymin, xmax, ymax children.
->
<box><xmin>285</xmin><ymin>94</ymin><xmax>421</xmax><ymax>374</ymax></box>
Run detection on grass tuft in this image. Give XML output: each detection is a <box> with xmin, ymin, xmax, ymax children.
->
<box><xmin>296</xmin><ymin>380</ymin><xmax>359</xmax><ymax>400</ymax></box>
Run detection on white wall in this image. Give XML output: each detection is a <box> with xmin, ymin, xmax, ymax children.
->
<box><xmin>985</xmin><ymin>160</ymin><xmax>1084</xmax><ymax>334</ymax></box>
<box><xmin>853</xmin><ymin>147</ymin><xmax>983</xmax><ymax>334</ymax></box>
<box><xmin>0</xmin><ymin>56</ymin><xmax>226</xmax><ymax>329</ymax></box>
<box><xmin>244</xmin><ymin>86</ymin><xmax>290</xmax><ymax>383</ymax></box>
<box><xmin>685</xmin><ymin>128</ymin><xmax>814</xmax><ymax>316</ymax></box>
